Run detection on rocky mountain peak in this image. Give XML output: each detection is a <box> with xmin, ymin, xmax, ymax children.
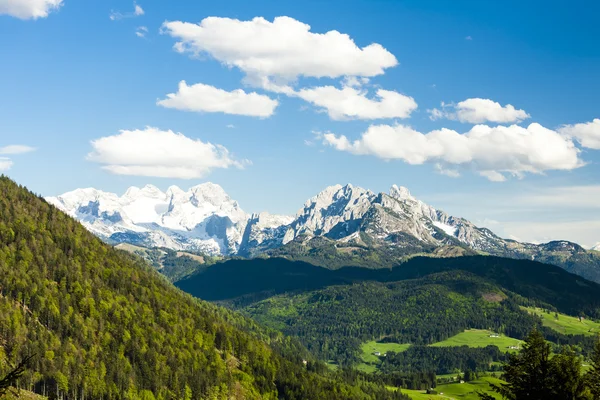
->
<box><xmin>389</xmin><ymin>184</ymin><xmax>415</xmax><ymax>201</ymax></box>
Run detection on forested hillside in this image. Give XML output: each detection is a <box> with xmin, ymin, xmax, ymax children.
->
<box><xmin>177</xmin><ymin>256</ymin><xmax>600</xmax><ymax>318</ymax></box>
<box><xmin>175</xmin><ymin>256</ymin><xmax>600</xmax><ymax>369</ymax></box>
<box><xmin>0</xmin><ymin>177</ymin><xmax>406</xmax><ymax>399</ymax></box>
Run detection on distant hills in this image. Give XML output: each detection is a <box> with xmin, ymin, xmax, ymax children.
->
<box><xmin>48</xmin><ymin>182</ymin><xmax>600</xmax><ymax>283</ymax></box>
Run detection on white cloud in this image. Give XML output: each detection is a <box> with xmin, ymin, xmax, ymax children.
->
<box><xmin>157</xmin><ymin>81</ymin><xmax>278</xmax><ymax>118</ymax></box>
<box><xmin>160</xmin><ymin>16</ymin><xmax>398</xmax><ymax>83</ymax></box>
<box><xmin>135</xmin><ymin>26</ymin><xmax>148</xmax><ymax>38</ymax></box>
<box><xmin>294</xmin><ymin>85</ymin><xmax>417</xmax><ymax>120</ymax></box>
<box><xmin>134</xmin><ymin>2</ymin><xmax>143</xmax><ymax>16</ymax></box>
<box><xmin>558</xmin><ymin>118</ymin><xmax>600</xmax><ymax>149</ymax></box>
<box><xmin>428</xmin><ymin>98</ymin><xmax>530</xmax><ymax>124</ymax></box>
<box><xmin>87</xmin><ymin>127</ymin><xmax>247</xmax><ymax>179</ymax></box>
<box><xmin>434</xmin><ymin>164</ymin><xmax>460</xmax><ymax>178</ymax></box>
<box><xmin>226</xmin><ymin>124</ymin><xmax>235</xmax><ymax>129</ymax></box>
<box><xmin>0</xmin><ymin>144</ymin><xmax>35</xmax><ymax>171</ymax></box>
<box><xmin>0</xmin><ymin>0</ymin><xmax>62</xmax><ymax>19</ymax></box>
<box><xmin>0</xmin><ymin>157</ymin><xmax>13</xmax><ymax>171</ymax></box>
<box><xmin>479</xmin><ymin>170</ymin><xmax>506</xmax><ymax>182</ymax></box>
<box><xmin>321</xmin><ymin>122</ymin><xmax>582</xmax><ymax>181</ymax></box>
<box><xmin>110</xmin><ymin>2</ymin><xmax>144</xmax><ymax>21</ymax></box>
<box><xmin>0</xmin><ymin>144</ymin><xmax>35</xmax><ymax>154</ymax></box>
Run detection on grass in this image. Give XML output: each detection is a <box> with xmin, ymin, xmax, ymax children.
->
<box><xmin>356</xmin><ymin>340</ymin><xmax>411</xmax><ymax>372</ymax></box>
<box><xmin>356</xmin><ymin>331</ymin><xmax>520</xmax><ymax>374</ymax></box>
<box><xmin>431</xmin><ymin>329</ymin><xmax>523</xmax><ymax>353</ymax></box>
<box><xmin>401</xmin><ymin>376</ymin><xmax>503</xmax><ymax>400</ymax></box>
<box><xmin>522</xmin><ymin>307</ymin><xmax>600</xmax><ymax>336</ymax></box>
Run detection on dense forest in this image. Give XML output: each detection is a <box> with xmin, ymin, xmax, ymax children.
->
<box><xmin>237</xmin><ymin>274</ymin><xmax>541</xmax><ymax>365</ymax></box>
<box><xmin>177</xmin><ymin>255</ymin><xmax>600</xmax><ymax>319</ymax></box>
<box><xmin>0</xmin><ymin>176</ymin><xmax>407</xmax><ymax>399</ymax></box>
<box><xmin>173</xmin><ymin>256</ymin><xmax>600</xmax><ymax>368</ymax></box>
<box><xmin>379</xmin><ymin>345</ymin><xmax>509</xmax><ymax>375</ymax></box>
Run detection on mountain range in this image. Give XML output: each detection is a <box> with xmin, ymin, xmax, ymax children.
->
<box><xmin>47</xmin><ymin>182</ymin><xmax>600</xmax><ymax>283</ymax></box>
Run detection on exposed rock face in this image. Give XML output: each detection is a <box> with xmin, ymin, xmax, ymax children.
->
<box><xmin>47</xmin><ymin>183</ymin><xmax>600</xmax><ymax>284</ymax></box>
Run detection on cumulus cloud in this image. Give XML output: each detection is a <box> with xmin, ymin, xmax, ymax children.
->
<box><xmin>110</xmin><ymin>1</ymin><xmax>144</xmax><ymax>21</ymax></box>
<box><xmin>87</xmin><ymin>127</ymin><xmax>247</xmax><ymax>179</ymax></box>
<box><xmin>0</xmin><ymin>145</ymin><xmax>36</xmax><ymax>154</ymax></box>
<box><xmin>160</xmin><ymin>16</ymin><xmax>398</xmax><ymax>83</ymax></box>
<box><xmin>294</xmin><ymin>85</ymin><xmax>417</xmax><ymax>120</ymax></box>
<box><xmin>320</xmin><ymin>123</ymin><xmax>582</xmax><ymax>181</ymax></box>
<box><xmin>0</xmin><ymin>0</ymin><xmax>62</xmax><ymax>19</ymax></box>
<box><xmin>159</xmin><ymin>16</ymin><xmax>414</xmax><ymax>121</ymax></box>
<box><xmin>428</xmin><ymin>98</ymin><xmax>530</xmax><ymax>124</ymax></box>
<box><xmin>157</xmin><ymin>81</ymin><xmax>278</xmax><ymax>117</ymax></box>
<box><xmin>558</xmin><ymin>118</ymin><xmax>600</xmax><ymax>149</ymax></box>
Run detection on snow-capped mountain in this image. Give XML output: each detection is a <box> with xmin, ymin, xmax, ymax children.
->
<box><xmin>593</xmin><ymin>243</ymin><xmax>600</xmax><ymax>251</ymax></box>
<box><xmin>47</xmin><ymin>183</ymin><xmax>289</xmax><ymax>255</ymax></box>
<box><xmin>47</xmin><ymin>182</ymin><xmax>600</xmax><ymax>283</ymax></box>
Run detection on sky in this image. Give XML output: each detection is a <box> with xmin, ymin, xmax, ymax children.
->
<box><xmin>1</xmin><ymin>0</ymin><xmax>599</xmax><ymax>247</ymax></box>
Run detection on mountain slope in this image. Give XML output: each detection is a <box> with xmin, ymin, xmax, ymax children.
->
<box><xmin>47</xmin><ymin>183</ymin><xmax>600</xmax><ymax>283</ymax></box>
<box><xmin>174</xmin><ymin>256</ymin><xmax>600</xmax><ymax>367</ymax></box>
<box><xmin>175</xmin><ymin>256</ymin><xmax>600</xmax><ymax>317</ymax></box>
<box><xmin>0</xmin><ymin>177</ymin><xmax>405</xmax><ymax>399</ymax></box>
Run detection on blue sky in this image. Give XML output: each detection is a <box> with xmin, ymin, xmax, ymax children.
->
<box><xmin>1</xmin><ymin>0</ymin><xmax>599</xmax><ymax>246</ymax></box>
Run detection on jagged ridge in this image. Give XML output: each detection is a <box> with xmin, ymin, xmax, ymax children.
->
<box><xmin>47</xmin><ymin>183</ymin><xmax>600</xmax><ymax>282</ymax></box>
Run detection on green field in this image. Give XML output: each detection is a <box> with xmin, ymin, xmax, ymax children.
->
<box><xmin>402</xmin><ymin>376</ymin><xmax>503</xmax><ymax>400</ymax></box>
<box><xmin>355</xmin><ymin>331</ymin><xmax>520</xmax><ymax>374</ymax></box>
<box><xmin>356</xmin><ymin>340</ymin><xmax>411</xmax><ymax>372</ymax></box>
<box><xmin>431</xmin><ymin>329</ymin><xmax>522</xmax><ymax>353</ymax></box>
<box><xmin>522</xmin><ymin>307</ymin><xmax>600</xmax><ymax>336</ymax></box>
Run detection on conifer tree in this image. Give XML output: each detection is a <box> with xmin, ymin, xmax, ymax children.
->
<box><xmin>588</xmin><ymin>335</ymin><xmax>600</xmax><ymax>399</ymax></box>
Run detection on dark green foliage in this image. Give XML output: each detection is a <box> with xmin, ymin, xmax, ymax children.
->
<box><xmin>381</xmin><ymin>346</ymin><xmax>508</xmax><ymax>375</ymax></box>
<box><xmin>177</xmin><ymin>255</ymin><xmax>600</xmax><ymax>319</ymax></box>
<box><xmin>177</xmin><ymin>256</ymin><xmax>600</xmax><ymax>368</ymax></box>
<box><xmin>587</xmin><ymin>335</ymin><xmax>600</xmax><ymax>399</ymax></box>
<box><xmin>0</xmin><ymin>176</ymin><xmax>407</xmax><ymax>400</ymax></box>
<box><xmin>237</xmin><ymin>274</ymin><xmax>541</xmax><ymax>365</ymax></box>
<box><xmin>159</xmin><ymin>249</ymin><xmax>212</xmax><ymax>281</ymax></box>
<box><xmin>488</xmin><ymin>330</ymin><xmax>589</xmax><ymax>400</ymax></box>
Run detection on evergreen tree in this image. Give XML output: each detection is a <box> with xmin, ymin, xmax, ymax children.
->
<box><xmin>549</xmin><ymin>346</ymin><xmax>588</xmax><ymax>400</ymax></box>
<box><xmin>490</xmin><ymin>329</ymin><xmax>553</xmax><ymax>400</ymax></box>
<box><xmin>588</xmin><ymin>335</ymin><xmax>600</xmax><ymax>399</ymax></box>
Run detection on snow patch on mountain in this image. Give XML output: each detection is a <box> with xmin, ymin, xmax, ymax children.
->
<box><xmin>47</xmin><ymin>184</ymin><xmax>289</xmax><ymax>255</ymax></box>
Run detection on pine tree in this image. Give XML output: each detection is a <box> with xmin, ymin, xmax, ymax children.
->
<box><xmin>588</xmin><ymin>335</ymin><xmax>600</xmax><ymax>399</ymax></box>
<box><xmin>489</xmin><ymin>329</ymin><xmax>552</xmax><ymax>400</ymax></box>
<box><xmin>550</xmin><ymin>346</ymin><xmax>588</xmax><ymax>400</ymax></box>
